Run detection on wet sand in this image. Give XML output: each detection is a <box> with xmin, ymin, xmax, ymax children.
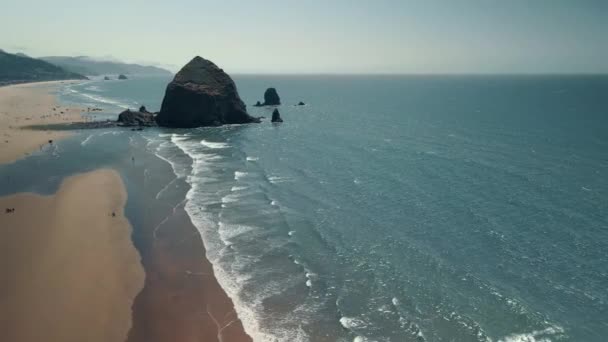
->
<box><xmin>0</xmin><ymin>169</ymin><xmax>144</xmax><ymax>342</ymax></box>
<box><xmin>127</xmin><ymin>200</ymin><xmax>252</xmax><ymax>342</ymax></box>
<box><xmin>0</xmin><ymin>81</ymin><xmax>86</xmax><ymax>164</ymax></box>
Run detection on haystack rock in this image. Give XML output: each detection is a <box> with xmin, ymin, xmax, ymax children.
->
<box><xmin>263</xmin><ymin>88</ymin><xmax>281</xmax><ymax>106</ymax></box>
<box><xmin>156</xmin><ymin>56</ymin><xmax>259</xmax><ymax>127</ymax></box>
<box><xmin>271</xmin><ymin>108</ymin><xmax>283</xmax><ymax>123</ymax></box>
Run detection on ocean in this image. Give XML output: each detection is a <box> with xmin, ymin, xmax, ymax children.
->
<box><xmin>1</xmin><ymin>74</ymin><xmax>607</xmax><ymax>341</ymax></box>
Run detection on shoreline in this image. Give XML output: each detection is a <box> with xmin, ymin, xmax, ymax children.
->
<box><xmin>126</xmin><ymin>200</ymin><xmax>252</xmax><ymax>342</ymax></box>
<box><xmin>0</xmin><ymin>80</ymin><xmax>87</xmax><ymax>164</ymax></box>
<box><xmin>0</xmin><ymin>169</ymin><xmax>144</xmax><ymax>342</ymax></box>
<box><xmin>0</xmin><ymin>77</ymin><xmax>253</xmax><ymax>341</ymax></box>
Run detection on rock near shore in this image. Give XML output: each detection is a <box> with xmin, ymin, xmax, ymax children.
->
<box><xmin>155</xmin><ymin>56</ymin><xmax>259</xmax><ymax>128</ymax></box>
<box><xmin>117</xmin><ymin>109</ymin><xmax>156</xmax><ymax>126</ymax></box>
<box><xmin>263</xmin><ymin>87</ymin><xmax>281</xmax><ymax>106</ymax></box>
<box><xmin>271</xmin><ymin>108</ymin><xmax>283</xmax><ymax>122</ymax></box>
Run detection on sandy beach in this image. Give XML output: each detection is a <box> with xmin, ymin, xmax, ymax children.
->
<box><xmin>0</xmin><ymin>80</ymin><xmax>252</xmax><ymax>342</ymax></box>
<box><xmin>0</xmin><ymin>81</ymin><xmax>86</xmax><ymax>164</ymax></box>
<box><xmin>0</xmin><ymin>169</ymin><xmax>145</xmax><ymax>342</ymax></box>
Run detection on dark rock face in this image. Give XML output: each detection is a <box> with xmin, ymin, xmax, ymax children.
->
<box><xmin>117</xmin><ymin>109</ymin><xmax>156</xmax><ymax>126</ymax></box>
<box><xmin>156</xmin><ymin>56</ymin><xmax>258</xmax><ymax>128</ymax></box>
<box><xmin>263</xmin><ymin>88</ymin><xmax>281</xmax><ymax>106</ymax></box>
<box><xmin>254</xmin><ymin>101</ymin><xmax>262</xmax><ymax>107</ymax></box>
<box><xmin>297</xmin><ymin>101</ymin><xmax>305</xmax><ymax>106</ymax></box>
<box><xmin>271</xmin><ymin>108</ymin><xmax>283</xmax><ymax>123</ymax></box>
<box><xmin>118</xmin><ymin>74</ymin><xmax>128</xmax><ymax>80</ymax></box>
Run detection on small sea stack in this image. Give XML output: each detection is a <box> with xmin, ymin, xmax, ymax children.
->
<box><xmin>117</xmin><ymin>109</ymin><xmax>156</xmax><ymax>127</ymax></box>
<box><xmin>297</xmin><ymin>101</ymin><xmax>305</xmax><ymax>106</ymax></box>
<box><xmin>156</xmin><ymin>56</ymin><xmax>259</xmax><ymax>128</ymax></box>
<box><xmin>271</xmin><ymin>108</ymin><xmax>283</xmax><ymax>123</ymax></box>
<box><xmin>104</xmin><ymin>76</ymin><xmax>111</xmax><ymax>80</ymax></box>
<box><xmin>118</xmin><ymin>74</ymin><xmax>128</xmax><ymax>80</ymax></box>
<box><xmin>263</xmin><ymin>88</ymin><xmax>281</xmax><ymax>106</ymax></box>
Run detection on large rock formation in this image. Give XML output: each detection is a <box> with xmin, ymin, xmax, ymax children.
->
<box><xmin>156</xmin><ymin>56</ymin><xmax>259</xmax><ymax>127</ymax></box>
<box><xmin>271</xmin><ymin>108</ymin><xmax>283</xmax><ymax>123</ymax></box>
<box><xmin>117</xmin><ymin>109</ymin><xmax>156</xmax><ymax>126</ymax></box>
<box><xmin>263</xmin><ymin>88</ymin><xmax>281</xmax><ymax>106</ymax></box>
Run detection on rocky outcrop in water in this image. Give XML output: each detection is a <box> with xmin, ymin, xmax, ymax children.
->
<box><xmin>297</xmin><ymin>101</ymin><xmax>305</xmax><ymax>106</ymax></box>
<box><xmin>155</xmin><ymin>56</ymin><xmax>259</xmax><ymax>127</ymax></box>
<box><xmin>254</xmin><ymin>101</ymin><xmax>262</xmax><ymax>107</ymax></box>
<box><xmin>104</xmin><ymin>76</ymin><xmax>111</xmax><ymax>80</ymax></box>
<box><xmin>118</xmin><ymin>74</ymin><xmax>128</xmax><ymax>80</ymax></box>
<box><xmin>117</xmin><ymin>109</ymin><xmax>156</xmax><ymax>126</ymax></box>
<box><xmin>263</xmin><ymin>88</ymin><xmax>281</xmax><ymax>106</ymax></box>
<box><xmin>271</xmin><ymin>108</ymin><xmax>283</xmax><ymax>123</ymax></box>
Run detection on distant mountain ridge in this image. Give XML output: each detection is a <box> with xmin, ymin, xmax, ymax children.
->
<box><xmin>40</xmin><ymin>56</ymin><xmax>173</xmax><ymax>76</ymax></box>
<box><xmin>0</xmin><ymin>50</ymin><xmax>87</xmax><ymax>85</ymax></box>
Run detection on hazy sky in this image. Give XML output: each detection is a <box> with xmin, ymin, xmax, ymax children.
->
<box><xmin>1</xmin><ymin>0</ymin><xmax>607</xmax><ymax>73</ymax></box>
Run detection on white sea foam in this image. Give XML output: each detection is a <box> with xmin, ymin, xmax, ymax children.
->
<box><xmin>71</xmin><ymin>88</ymin><xmax>133</xmax><ymax>109</ymax></box>
<box><xmin>81</xmin><ymin>131</ymin><xmax>123</xmax><ymax>146</ymax></box>
<box><xmin>85</xmin><ymin>85</ymin><xmax>102</xmax><ymax>92</ymax></box>
<box><xmin>305</xmin><ymin>272</ymin><xmax>314</xmax><ymax>287</ymax></box>
<box><xmin>155</xmin><ymin>177</ymin><xmax>179</xmax><ymax>200</ymax></box>
<box><xmin>234</xmin><ymin>171</ymin><xmax>248</xmax><ymax>180</ymax></box>
<box><xmin>288</xmin><ymin>230</ymin><xmax>295</xmax><ymax>236</ymax></box>
<box><xmin>340</xmin><ymin>316</ymin><xmax>367</xmax><ymax>330</ymax></box>
<box><xmin>498</xmin><ymin>326</ymin><xmax>565</xmax><ymax>342</ymax></box>
<box><xmin>201</xmin><ymin>140</ymin><xmax>229</xmax><ymax>149</ymax></box>
<box><xmin>270</xmin><ymin>200</ymin><xmax>277</xmax><ymax>206</ymax></box>
<box><xmin>218</xmin><ymin>222</ymin><xmax>255</xmax><ymax>246</ymax></box>
<box><xmin>231</xmin><ymin>186</ymin><xmax>249</xmax><ymax>192</ymax></box>
<box><xmin>221</xmin><ymin>194</ymin><xmax>239</xmax><ymax>204</ymax></box>
<box><xmin>246</xmin><ymin>156</ymin><xmax>259</xmax><ymax>161</ymax></box>
<box><xmin>81</xmin><ymin>134</ymin><xmax>94</xmax><ymax>146</ymax></box>
<box><xmin>353</xmin><ymin>337</ymin><xmax>375</xmax><ymax>342</ymax></box>
<box><xmin>269</xmin><ymin>175</ymin><xmax>291</xmax><ymax>184</ymax></box>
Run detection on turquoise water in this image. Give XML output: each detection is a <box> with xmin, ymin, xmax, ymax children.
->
<box><xmin>3</xmin><ymin>75</ymin><xmax>607</xmax><ymax>341</ymax></box>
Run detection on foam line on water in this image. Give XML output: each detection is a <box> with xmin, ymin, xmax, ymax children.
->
<box><xmin>201</xmin><ymin>140</ymin><xmax>230</xmax><ymax>149</ymax></box>
<box><xmin>66</xmin><ymin>86</ymin><xmax>134</xmax><ymax>109</ymax></box>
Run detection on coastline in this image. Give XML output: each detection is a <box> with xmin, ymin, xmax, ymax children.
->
<box><xmin>0</xmin><ymin>80</ymin><xmax>86</xmax><ymax>164</ymax></box>
<box><xmin>0</xmin><ymin>79</ymin><xmax>253</xmax><ymax>341</ymax></box>
<box><xmin>0</xmin><ymin>169</ymin><xmax>144</xmax><ymax>342</ymax></box>
<box><xmin>126</xmin><ymin>200</ymin><xmax>252</xmax><ymax>342</ymax></box>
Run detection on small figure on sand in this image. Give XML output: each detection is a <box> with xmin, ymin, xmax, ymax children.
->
<box><xmin>48</xmin><ymin>139</ymin><xmax>53</xmax><ymax>144</ymax></box>
<box><xmin>5</xmin><ymin>208</ymin><xmax>15</xmax><ymax>214</ymax></box>
<box><xmin>111</xmin><ymin>211</ymin><xmax>116</xmax><ymax>217</ymax></box>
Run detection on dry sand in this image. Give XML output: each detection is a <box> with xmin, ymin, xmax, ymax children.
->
<box><xmin>0</xmin><ymin>169</ymin><xmax>145</xmax><ymax>342</ymax></box>
<box><xmin>0</xmin><ymin>81</ymin><xmax>87</xmax><ymax>164</ymax></box>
